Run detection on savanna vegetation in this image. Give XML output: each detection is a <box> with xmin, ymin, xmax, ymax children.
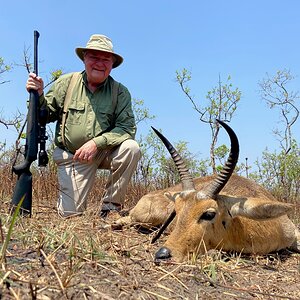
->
<box><xmin>0</xmin><ymin>56</ymin><xmax>299</xmax><ymax>299</ymax></box>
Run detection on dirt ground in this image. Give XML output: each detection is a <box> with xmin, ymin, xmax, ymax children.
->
<box><xmin>0</xmin><ymin>196</ymin><xmax>299</xmax><ymax>300</ymax></box>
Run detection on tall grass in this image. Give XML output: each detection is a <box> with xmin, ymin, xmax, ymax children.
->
<box><xmin>0</xmin><ymin>196</ymin><xmax>24</xmax><ymax>265</ymax></box>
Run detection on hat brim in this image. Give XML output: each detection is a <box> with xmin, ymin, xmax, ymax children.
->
<box><xmin>75</xmin><ymin>47</ymin><xmax>123</xmax><ymax>68</ymax></box>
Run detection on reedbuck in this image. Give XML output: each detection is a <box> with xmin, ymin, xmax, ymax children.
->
<box><xmin>116</xmin><ymin>120</ymin><xmax>300</xmax><ymax>262</ymax></box>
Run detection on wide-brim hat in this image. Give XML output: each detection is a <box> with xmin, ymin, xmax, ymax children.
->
<box><xmin>75</xmin><ymin>34</ymin><xmax>123</xmax><ymax>68</ymax></box>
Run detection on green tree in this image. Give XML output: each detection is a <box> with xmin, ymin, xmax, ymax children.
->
<box><xmin>253</xmin><ymin>69</ymin><xmax>300</xmax><ymax>201</ymax></box>
<box><xmin>132</xmin><ymin>98</ymin><xmax>155</xmax><ymax>125</ymax></box>
<box><xmin>252</xmin><ymin>141</ymin><xmax>300</xmax><ymax>202</ymax></box>
<box><xmin>176</xmin><ymin>69</ymin><xmax>241</xmax><ymax>173</ymax></box>
<box><xmin>131</xmin><ymin>98</ymin><xmax>209</xmax><ymax>189</ymax></box>
<box><xmin>0</xmin><ymin>57</ymin><xmax>11</xmax><ymax>85</ymax></box>
<box><xmin>134</xmin><ymin>128</ymin><xmax>209</xmax><ymax>189</ymax></box>
<box><xmin>0</xmin><ymin>56</ymin><xmax>23</xmax><ymax>155</ymax></box>
<box><xmin>258</xmin><ymin>69</ymin><xmax>299</xmax><ymax>153</ymax></box>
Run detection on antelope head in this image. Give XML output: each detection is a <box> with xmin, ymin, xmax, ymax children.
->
<box><xmin>152</xmin><ymin>119</ymin><xmax>240</xmax><ymax>261</ymax></box>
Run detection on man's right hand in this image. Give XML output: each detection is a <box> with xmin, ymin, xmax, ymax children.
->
<box><xmin>26</xmin><ymin>72</ymin><xmax>44</xmax><ymax>96</ymax></box>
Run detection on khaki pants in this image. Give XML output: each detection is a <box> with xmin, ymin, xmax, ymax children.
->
<box><xmin>53</xmin><ymin>139</ymin><xmax>141</xmax><ymax>217</ymax></box>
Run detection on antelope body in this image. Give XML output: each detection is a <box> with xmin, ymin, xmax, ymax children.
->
<box><xmin>116</xmin><ymin>121</ymin><xmax>300</xmax><ymax>262</ymax></box>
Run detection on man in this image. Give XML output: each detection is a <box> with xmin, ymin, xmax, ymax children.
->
<box><xmin>26</xmin><ymin>34</ymin><xmax>141</xmax><ymax>218</ymax></box>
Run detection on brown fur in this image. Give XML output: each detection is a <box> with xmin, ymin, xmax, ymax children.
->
<box><xmin>116</xmin><ymin>174</ymin><xmax>300</xmax><ymax>262</ymax></box>
<box><xmin>117</xmin><ymin>174</ymin><xmax>276</xmax><ymax>227</ymax></box>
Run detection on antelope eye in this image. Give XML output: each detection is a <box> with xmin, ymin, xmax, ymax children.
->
<box><xmin>198</xmin><ymin>211</ymin><xmax>216</xmax><ymax>222</ymax></box>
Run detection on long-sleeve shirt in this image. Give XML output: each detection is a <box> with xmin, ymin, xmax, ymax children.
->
<box><xmin>39</xmin><ymin>71</ymin><xmax>136</xmax><ymax>154</ymax></box>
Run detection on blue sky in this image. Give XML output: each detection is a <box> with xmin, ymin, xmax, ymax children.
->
<box><xmin>1</xmin><ymin>0</ymin><xmax>299</xmax><ymax>171</ymax></box>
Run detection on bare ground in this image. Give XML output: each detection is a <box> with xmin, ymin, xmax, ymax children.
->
<box><xmin>0</xmin><ymin>196</ymin><xmax>299</xmax><ymax>300</ymax></box>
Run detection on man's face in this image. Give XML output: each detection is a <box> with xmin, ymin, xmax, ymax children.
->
<box><xmin>83</xmin><ymin>50</ymin><xmax>114</xmax><ymax>86</ymax></box>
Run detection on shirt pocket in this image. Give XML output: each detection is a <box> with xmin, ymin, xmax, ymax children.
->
<box><xmin>67</xmin><ymin>102</ymin><xmax>85</xmax><ymax>125</ymax></box>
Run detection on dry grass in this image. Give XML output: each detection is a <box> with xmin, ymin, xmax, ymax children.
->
<box><xmin>0</xmin><ymin>167</ymin><xmax>299</xmax><ymax>299</ymax></box>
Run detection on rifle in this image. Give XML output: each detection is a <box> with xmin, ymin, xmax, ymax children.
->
<box><xmin>11</xmin><ymin>30</ymin><xmax>48</xmax><ymax>216</ymax></box>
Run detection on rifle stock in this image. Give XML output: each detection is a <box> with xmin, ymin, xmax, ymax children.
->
<box><xmin>11</xmin><ymin>31</ymin><xmax>41</xmax><ymax>216</ymax></box>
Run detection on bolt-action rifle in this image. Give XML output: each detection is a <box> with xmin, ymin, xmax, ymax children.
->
<box><xmin>11</xmin><ymin>30</ymin><xmax>48</xmax><ymax>216</ymax></box>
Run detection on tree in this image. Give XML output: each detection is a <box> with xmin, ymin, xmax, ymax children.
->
<box><xmin>18</xmin><ymin>47</ymin><xmax>63</xmax><ymax>88</ymax></box>
<box><xmin>0</xmin><ymin>56</ymin><xmax>24</xmax><ymax>155</ymax></box>
<box><xmin>131</xmin><ymin>98</ymin><xmax>208</xmax><ymax>189</ymax></box>
<box><xmin>176</xmin><ymin>69</ymin><xmax>241</xmax><ymax>173</ymax></box>
<box><xmin>2</xmin><ymin>50</ymin><xmax>63</xmax><ymax>170</ymax></box>
<box><xmin>0</xmin><ymin>57</ymin><xmax>11</xmax><ymax>85</ymax></box>
<box><xmin>132</xmin><ymin>98</ymin><xmax>155</xmax><ymax>125</ymax></box>
<box><xmin>254</xmin><ymin>69</ymin><xmax>300</xmax><ymax>201</ymax></box>
<box><xmin>258</xmin><ymin>69</ymin><xmax>299</xmax><ymax>153</ymax></box>
<box><xmin>134</xmin><ymin>128</ymin><xmax>209</xmax><ymax>190</ymax></box>
<box><xmin>252</xmin><ymin>142</ymin><xmax>300</xmax><ymax>202</ymax></box>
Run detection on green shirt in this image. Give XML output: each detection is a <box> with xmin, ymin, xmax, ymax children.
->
<box><xmin>39</xmin><ymin>71</ymin><xmax>137</xmax><ymax>154</ymax></box>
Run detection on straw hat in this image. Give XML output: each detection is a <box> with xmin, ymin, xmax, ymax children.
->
<box><xmin>75</xmin><ymin>34</ymin><xmax>123</xmax><ymax>68</ymax></box>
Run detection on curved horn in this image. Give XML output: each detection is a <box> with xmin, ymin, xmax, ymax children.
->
<box><xmin>198</xmin><ymin>119</ymin><xmax>239</xmax><ymax>199</ymax></box>
<box><xmin>151</xmin><ymin>126</ymin><xmax>195</xmax><ymax>191</ymax></box>
<box><xmin>151</xmin><ymin>210</ymin><xmax>176</xmax><ymax>244</ymax></box>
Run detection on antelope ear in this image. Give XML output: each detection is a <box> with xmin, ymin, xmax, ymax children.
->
<box><xmin>164</xmin><ymin>192</ymin><xmax>176</xmax><ymax>202</ymax></box>
<box><xmin>166</xmin><ymin>190</ymin><xmax>196</xmax><ymax>202</ymax></box>
<box><xmin>228</xmin><ymin>197</ymin><xmax>293</xmax><ymax>219</ymax></box>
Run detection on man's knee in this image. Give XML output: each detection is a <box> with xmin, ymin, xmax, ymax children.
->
<box><xmin>121</xmin><ymin>139</ymin><xmax>141</xmax><ymax>159</ymax></box>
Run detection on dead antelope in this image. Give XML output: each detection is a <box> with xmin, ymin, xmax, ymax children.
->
<box><xmin>116</xmin><ymin>120</ymin><xmax>300</xmax><ymax>262</ymax></box>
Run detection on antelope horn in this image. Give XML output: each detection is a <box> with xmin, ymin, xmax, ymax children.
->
<box><xmin>151</xmin><ymin>210</ymin><xmax>176</xmax><ymax>244</ymax></box>
<box><xmin>198</xmin><ymin>119</ymin><xmax>239</xmax><ymax>199</ymax></box>
<box><xmin>151</xmin><ymin>126</ymin><xmax>195</xmax><ymax>191</ymax></box>
<box><xmin>151</xmin><ymin>126</ymin><xmax>195</xmax><ymax>243</ymax></box>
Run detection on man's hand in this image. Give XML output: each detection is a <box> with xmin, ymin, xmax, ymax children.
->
<box><xmin>26</xmin><ymin>72</ymin><xmax>44</xmax><ymax>96</ymax></box>
<box><xmin>73</xmin><ymin>140</ymin><xmax>98</xmax><ymax>163</ymax></box>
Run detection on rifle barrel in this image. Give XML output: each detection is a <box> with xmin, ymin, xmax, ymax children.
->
<box><xmin>11</xmin><ymin>30</ymin><xmax>41</xmax><ymax>217</ymax></box>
